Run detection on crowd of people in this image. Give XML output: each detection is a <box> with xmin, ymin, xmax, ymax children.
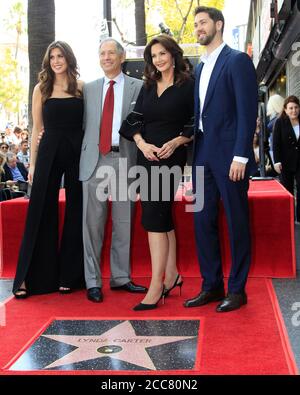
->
<box><xmin>1</xmin><ymin>6</ymin><xmax>299</xmax><ymax>313</ymax></box>
<box><xmin>0</xmin><ymin>126</ymin><xmax>30</xmax><ymax>201</ymax></box>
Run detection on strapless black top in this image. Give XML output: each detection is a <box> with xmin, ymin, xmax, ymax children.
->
<box><xmin>42</xmin><ymin>97</ymin><xmax>83</xmax><ymax>132</ymax></box>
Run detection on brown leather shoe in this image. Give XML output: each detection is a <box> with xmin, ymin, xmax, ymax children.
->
<box><xmin>183</xmin><ymin>288</ymin><xmax>225</xmax><ymax>308</ymax></box>
<box><xmin>216</xmin><ymin>292</ymin><xmax>247</xmax><ymax>312</ymax></box>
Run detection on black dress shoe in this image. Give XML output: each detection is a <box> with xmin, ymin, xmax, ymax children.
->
<box><xmin>111</xmin><ymin>281</ymin><xmax>147</xmax><ymax>293</ymax></box>
<box><xmin>183</xmin><ymin>288</ymin><xmax>225</xmax><ymax>308</ymax></box>
<box><xmin>216</xmin><ymin>292</ymin><xmax>247</xmax><ymax>312</ymax></box>
<box><xmin>87</xmin><ymin>287</ymin><xmax>103</xmax><ymax>303</ymax></box>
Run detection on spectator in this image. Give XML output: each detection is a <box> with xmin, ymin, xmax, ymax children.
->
<box><xmin>0</xmin><ymin>132</ymin><xmax>6</xmax><ymax>144</ymax></box>
<box><xmin>0</xmin><ymin>142</ymin><xmax>9</xmax><ymax>154</ymax></box>
<box><xmin>0</xmin><ymin>151</ymin><xmax>7</xmax><ymax>181</ymax></box>
<box><xmin>0</xmin><ymin>152</ymin><xmax>26</xmax><ymax>201</ymax></box>
<box><xmin>253</xmin><ymin>117</ymin><xmax>276</xmax><ymax>177</ymax></box>
<box><xmin>11</xmin><ymin>126</ymin><xmax>23</xmax><ymax>145</ymax></box>
<box><xmin>4</xmin><ymin>125</ymin><xmax>13</xmax><ymax>144</ymax></box>
<box><xmin>20</xmin><ymin>129</ymin><xmax>29</xmax><ymax>141</ymax></box>
<box><xmin>267</xmin><ymin>94</ymin><xmax>285</xmax><ymax>160</ymax></box>
<box><xmin>17</xmin><ymin>140</ymin><xmax>30</xmax><ymax>168</ymax></box>
<box><xmin>273</xmin><ymin>95</ymin><xmax>300</xmax><ymax>222</ymax></box>
<box><xmin>9</xmin><ymin>143</ymin><xmax>19</xmax><ymax>155</ymax></box>
<box><xmin>3</xmin><ymin>152</ymin><xmax>28</xmax><ymax>182</ymax></box>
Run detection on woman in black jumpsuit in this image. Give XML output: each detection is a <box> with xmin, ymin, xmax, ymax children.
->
<box><xmin>13</xmin><ymin>41</ymin><xmax>85</xmax><ymax>297</ymax></box>
<box><xmin>120</xmin><ymin>35</ymin><xmax>194</xmax><ymax>310</ymax></box>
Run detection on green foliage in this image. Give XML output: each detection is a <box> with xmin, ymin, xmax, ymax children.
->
<box><xmin>0</xmin><ymin>49</ymin><xmax>26</xmax><ymax>114</ymax></box>
<box><xmin>0</xmin><ymin>1</ymin><xmax>27</xmax><ymax>118</ymax></box>
<box><xmin>146</xmin><ymin>0</ymin><xmax>225</xmax><ymax>43</ymax></box>
<box><xmin>4</xmin><ymin>1</ymin><xmax>27</xmax><ymax>42</ymax></box>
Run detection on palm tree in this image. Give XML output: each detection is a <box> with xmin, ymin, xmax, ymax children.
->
<box><xmin>27</xmin><ymin>0</ymin><xmax>55</xmax><ymax>128</ymax></box>
<box><xmin>135</xmin><ymin>0</ymin><xmax>146</xmax><ymax>45</ymax></box>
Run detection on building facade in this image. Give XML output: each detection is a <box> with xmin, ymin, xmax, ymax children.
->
<box><xmin>246</xmin><ymin>0</ymin><xmax>300</xmax><ymax>98</ymax></box>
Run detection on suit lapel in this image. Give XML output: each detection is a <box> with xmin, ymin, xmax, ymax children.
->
<box><xmin>194</xmin><ymin>63</ymin><xmax>204</xmax><ymax>131</ymax></box>
<box><xmin>202</xmin><ymin>45</ymin><xmax>231</xmax><ymax>113</ymax></box>
<box><xmin>96</xmin><ymin>78</ymin><xmax>104</xmax><ymax>127</ymax></box>
<box><xmin>122</xmin><ymin>74</ymin><xmax>134</xmax><ymax>120</ymax></box>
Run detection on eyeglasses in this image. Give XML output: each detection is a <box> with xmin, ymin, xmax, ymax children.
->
<box><xmin>1</xmin><ymin>146</ymin><xmax>9</xmax><ymax>150</ymax></box>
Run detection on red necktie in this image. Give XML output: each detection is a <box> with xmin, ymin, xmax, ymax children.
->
<box><xmin>99</xmin><ymin>80</ymin><xmax>115</xmax><ymax>154</ymax></box>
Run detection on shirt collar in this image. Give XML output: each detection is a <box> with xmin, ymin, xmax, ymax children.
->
<box><xmin>201</xmin><ymin>42</ymin><xmax>226</xmax><ymax>64</ymax></box>
<box><xmin>104</xmin><ymin>72</ymin><xmax>124</xmax><ymax>86</ymax></box>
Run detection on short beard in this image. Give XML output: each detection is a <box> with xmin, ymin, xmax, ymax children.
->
<box><xmin>198</xmin><ymin>26</ymin><xmax>217</xmax><ymax>46</ymax></box>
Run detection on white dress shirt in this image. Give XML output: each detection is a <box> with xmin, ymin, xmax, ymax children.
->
<box><xmin>293</xmin><ymin>124</ymin><xmax>300</xmax><ymax>140</ymax></box>
<box><xmin>102</xmin><ymin>72</ymin><xmax>124</xmax><ymax>146</ymax></box>
<box><xmin>198</xmin><ymin>42</ymin><xmax>248</xmax><ymax>164</ymax></box>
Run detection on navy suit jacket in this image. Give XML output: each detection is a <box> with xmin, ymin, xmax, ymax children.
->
<box><xmin>193</xmin><ymin>45</ymin><xmax>258</xmax><ymax>175</ymax></box>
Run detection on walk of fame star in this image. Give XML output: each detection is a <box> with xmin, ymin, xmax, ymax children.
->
<box><xmin>41</xmin><ymin>320</ymin><xmax>196</xmax><ymax>370</ymax></box>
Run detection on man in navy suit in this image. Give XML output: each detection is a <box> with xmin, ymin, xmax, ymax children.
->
<box><xmin>184</xmin><ymin>6</ymin><xmax>258</xmax><ymax>312</ymax></box>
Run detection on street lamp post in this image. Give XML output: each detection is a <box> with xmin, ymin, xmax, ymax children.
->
<box><xmin>103</xmin><ymin>0</ymin><xmax>112</xmax><ymax>36</ymax></box>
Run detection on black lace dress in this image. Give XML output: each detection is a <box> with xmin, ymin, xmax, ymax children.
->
<box><xmin>119</xmin><ymin>78</ymin><xmax>194</xmax><ymax>232</ymax></box>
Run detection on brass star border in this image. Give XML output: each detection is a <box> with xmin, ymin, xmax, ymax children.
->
<box><xmin>6</xmin><ymin>318</ymin><xmax>203</xmax><ymax>372</ymax></box>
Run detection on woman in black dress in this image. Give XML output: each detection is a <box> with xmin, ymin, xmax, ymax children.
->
<box><xmin>13</xmin><ymin>41</ymin><xmax>85</xmax><ymax>298</ymax></box>
<box><xmin>273</xmin><ymin>95</ymin><xmax>300</xmax><ymax>222</ymax></box>
<box><xmin>120</xmin><ymin>35</ymin><xmax>194</xmax><ymax>310</ymax></box>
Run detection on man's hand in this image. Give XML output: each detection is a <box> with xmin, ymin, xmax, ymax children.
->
<box><xmin>36</xmin><ymin>127</ymin><xmax>45</xmax><ymax>146</ymax></box>
<box><xmin>229</xmin><ymin>161</ymin><xmax>246</xmax><ymax>182</ymax></box>
<box><xmin>6</xmin><ymin>180</ymin><xmax>16</xmax><ymax>187</ymax></box>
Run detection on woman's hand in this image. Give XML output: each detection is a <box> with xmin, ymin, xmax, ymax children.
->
<box><xmin>28</xmin><ymin>165</ymin><xmax>35</xmax><ymax>184</ymax></box>
<box><xmin>138</xmin><ymin>141</ymin><xmax>160</xmax><ymax>161</ymax></box>
<box><xmin>157</xmin><ymin>139</ymin><xmax>178</xmax><ymax>159</ymax></box>
<box><xmin>274</xmin><ymin>163</ymin><xmax>282</xmax><ymax>174</ymax></box>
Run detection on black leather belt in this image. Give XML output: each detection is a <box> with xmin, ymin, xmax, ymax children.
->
<box><xmin>111</xmin><ymin>146</ymin><xmax>119</xmax><ymax>152</ymax></box>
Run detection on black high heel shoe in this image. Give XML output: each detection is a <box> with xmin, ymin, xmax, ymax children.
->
<box><xmin>133</xmin><ymin>287</ymin><xmax>165</xmax><ymax>311</ymax></box>
<box><xmin>13</xmin><ymin>288</ymin><xmax>28</xmax><ymax>299</ymax></box>
<box><xmin>59</xmin><ymin>287</ymin><xmax>72</xmax><ymax>294</ymax></box>
<box><xmin>163</xmin><ymin>274</ymin><xmax>183</xmax><ymax>297</ymax></box>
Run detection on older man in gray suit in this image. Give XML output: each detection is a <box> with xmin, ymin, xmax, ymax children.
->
<box><xmin>80</xmin><ymin>38</ymin><xmax>146</xmax><ymax>302</ymax></box>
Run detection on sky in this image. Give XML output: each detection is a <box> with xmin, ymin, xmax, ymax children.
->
<box><xmin>1</xmin><ymin>0</ymin><xmax>251</xmax><ymax>82</ymax></box>
<box><xmin>55</xmin><ymin>0</ymin><xmax>251</xmax><ymax>81</ymax></box>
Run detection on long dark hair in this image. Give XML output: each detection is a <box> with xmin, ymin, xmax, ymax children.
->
<box><xmin>38</xmin><ymin>40</ymin><xmax>80</xmax><ymax>102</ymax></box>
<box><xmin>280</xmin><ymin>95</ymin><xmax>300</xmax><ymax>119</ymax></box>
<box><xmin>143</xmin><ymin>34</ymin><xmax>191</xmax><ymax>88</ymax></box>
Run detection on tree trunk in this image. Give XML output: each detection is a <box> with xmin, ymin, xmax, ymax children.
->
<box><xmin>27</xmin><ymin>0</ymin><xmax>55</xmax><ymax>130</ymax></box>
<box><xmin>135</xmin><ymin>0</ymin><xmax>146</xmax><ymax>46</ymax></box>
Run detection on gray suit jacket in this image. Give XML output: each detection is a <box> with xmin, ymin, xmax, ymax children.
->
<box><xmin>79</xmin><ymin>73</ymin><xmax>143</xmax><ymax>181</ymax></box>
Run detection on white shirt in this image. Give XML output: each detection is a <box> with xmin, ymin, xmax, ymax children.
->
<box><xmin>17</xmin><ymin>150</ymin><xmax>30</xmax><ymax>167</ymax></box>
<box><xmin>198</xmin><ymin>42</ymin><xmax>248</xmax><ymax>164</ymax></box>
<box><xmin>199</xmin><ymin>42</ymin><xmax>226</xmax><ymax>131</ymax></box>
<box><xmin>102</xmin><ymin>72</ymin><xmax>124</xmax><ymax>146</ymax></box>
<box><xmin>293</xmin><ymin>124</ymin><xmax>300</xmax><ymax>140</ymax></box>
